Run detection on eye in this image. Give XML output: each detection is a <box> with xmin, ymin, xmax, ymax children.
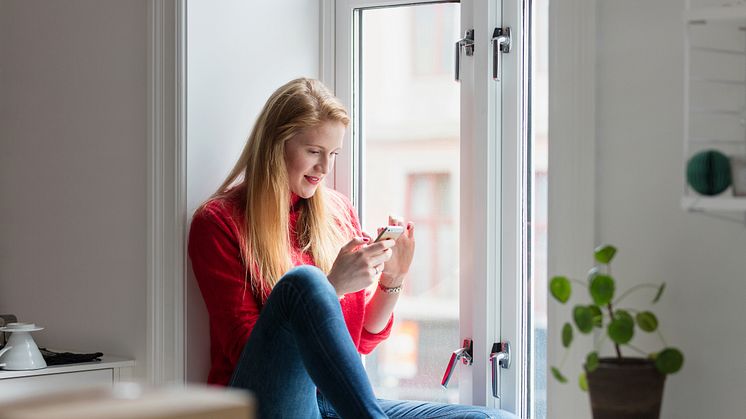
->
<box><xmin>308</xmin><ymin>149</ymin><xmax>321</xmax><ymax>155</ymax></box>
<box><xmin>331</xmin><ymin>151</ymin><xmax>340</xmax><ymax>157</ymax></box>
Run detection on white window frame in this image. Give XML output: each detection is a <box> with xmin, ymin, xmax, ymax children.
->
<box><xmin>323</xmin><ymin>0</ymin><xmax>527</xmax><ymax>414</ymax></box>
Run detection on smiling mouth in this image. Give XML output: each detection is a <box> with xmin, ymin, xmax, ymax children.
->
<box><xmin>304</xmin><ymin>175</ymin><xmax>321</xmax><ymax>184</ymax></box>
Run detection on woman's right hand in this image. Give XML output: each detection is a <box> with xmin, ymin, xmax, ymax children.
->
<box><xmin>327</xmin><ymin>236</ymin><xmax>395</xmax><ymax>296</ymax></box>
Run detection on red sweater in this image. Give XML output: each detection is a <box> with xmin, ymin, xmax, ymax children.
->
<box><xmin>188</xmin><ymin>187</ymin><xmax>393</xmax><ymax>385</ymax></box>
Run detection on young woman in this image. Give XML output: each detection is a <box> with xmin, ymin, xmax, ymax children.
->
<box><xmin>189</xmin><ymin>78</ymin><xmax>515</xmax><ymax>419</ymax></box>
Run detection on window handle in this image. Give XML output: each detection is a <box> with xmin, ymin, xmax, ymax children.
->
<box><xmin>441</xmin><ymin>339</ymin><xmax>473</xmax><ymax>388</ymax></box>
<box><xmin>491</xmin><ymin>27</ymin><xmax>512</xmax><ymax>82</ymax></box>
<box><xmin>455</xmin><ymin>29</ymin><xmax>475</xmax><ymax>82</ymax></box>
<box><xmin>490</xmin><ymin>341</ymin><xmax>511</xmax><ymax>398</ymax></box>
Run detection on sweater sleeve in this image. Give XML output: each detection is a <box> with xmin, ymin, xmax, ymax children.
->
<box><xmin>188</xmin><ymin>205</ymin><xmax>258</xmax><ymax>367</ymax></box>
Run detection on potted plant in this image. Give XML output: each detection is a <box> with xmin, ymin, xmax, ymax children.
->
<box><xmin>549</xmin><ymin>244</ymin><xmax>684</xmax><ymax>419</ymax></box>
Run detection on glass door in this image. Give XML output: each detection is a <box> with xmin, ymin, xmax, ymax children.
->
<box><xmin>330</xmin><ymin>0</ymin><xmax>545</xmax><ymax>416</ymax></box>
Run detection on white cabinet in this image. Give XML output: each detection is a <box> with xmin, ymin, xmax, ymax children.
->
<box><xmin>683</xmin><ymin>5</ymin><xmax>746</xmax><ymax>215</ymax></box>
<box><xmin>0</xmin><ymin>356</ymin><xmax>134</xmax><ymax>403</ymax></box>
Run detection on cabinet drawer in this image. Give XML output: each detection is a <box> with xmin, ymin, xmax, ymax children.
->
<box><xmin>0</xmin><ymin>369</ymin><xmax>113</xmax><ymax>402</ymax></box>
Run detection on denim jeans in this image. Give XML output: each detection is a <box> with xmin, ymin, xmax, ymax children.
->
<box><xmin>229</xmin><ymin>265</ymin><xmax>518</xmax><ymax>419</ymax></box>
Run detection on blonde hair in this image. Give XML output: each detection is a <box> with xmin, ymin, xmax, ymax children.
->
<box><xmin>210</xmin><ymin>78</ymin><xmax>351</xmax><ymax>298</ymax></box>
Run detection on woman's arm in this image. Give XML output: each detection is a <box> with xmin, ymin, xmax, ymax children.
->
<box><xmin>363</xmin><ymin>220</ymin><xmax>415</xmax><ymax>334</ymax></box>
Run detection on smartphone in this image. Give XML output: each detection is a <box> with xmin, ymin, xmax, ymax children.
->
<box><xmin>373</xmin><ymin>225</ymin><xmax>405</xmax><ymax>243</ymax></box>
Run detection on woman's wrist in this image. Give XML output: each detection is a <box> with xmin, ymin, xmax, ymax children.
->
<box><xmin>379</xmin><ymin>272</ymin><xmax>405</xmax><ymax>288</ymax></box>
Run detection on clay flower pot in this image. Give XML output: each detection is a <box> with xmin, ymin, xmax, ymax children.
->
<box><xmin>586</xmin><ymin>358</ymin><xmax>665</xmax><ymax>419</ymax></box>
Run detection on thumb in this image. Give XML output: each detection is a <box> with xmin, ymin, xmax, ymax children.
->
<box><xmin>340</xmin><ymin>236</ymin><xmax>369</xmax><ymax>253</ymax></box>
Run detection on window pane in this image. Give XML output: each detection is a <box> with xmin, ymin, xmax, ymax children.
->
<box><xmin>359</xmin><ymin>3</ymin><xmax>460</xmax><ymax>403</ymax></box>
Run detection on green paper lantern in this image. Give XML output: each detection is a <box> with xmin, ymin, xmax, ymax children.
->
<box><xmin>686</xmin><ymin>150</ymin><xmax>732</xmax><ymax>196</ymax></box>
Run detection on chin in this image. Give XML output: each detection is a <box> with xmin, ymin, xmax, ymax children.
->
<box><xmin>295</xmin><ymin>187</ymin><xmax>318</xmax><ymax>199</ymax></box>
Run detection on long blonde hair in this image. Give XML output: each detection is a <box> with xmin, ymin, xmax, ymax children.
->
<box><xmin>210</xmin><ymin>78</ymin><xmax>351</xmax><ymax>298</ymax></box>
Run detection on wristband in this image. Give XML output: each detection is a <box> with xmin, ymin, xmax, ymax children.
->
<box><xmin>378</xmin><ymin>281</ymin><xmax>402</xmax><ymax>294</ymax></box>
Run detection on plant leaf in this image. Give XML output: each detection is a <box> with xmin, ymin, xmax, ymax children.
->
<box><xmin>636</xmin><ymin>311</ymin><xmax>658</xmax><ymax>332</ymax></box>
<box><xmin>579</xmin><ymin>372</ymin><xmax>588</xmax><ymax>392</ymax></box>
<box><xmin>615</xmin><ymin>309</ymin><xmax>633</xmax><ymax>324</ymax></box>
<box><xmin>655</xmin><ymin>348</ymin><xmax>684</xmax><ymax>374</ymax></box>
<box><xmin>653</xmin><ymin>282</ymin><xmax>666</xmax><ymax>303</ymax></box>
<box><xmin>594</xmin><ymin>244</ymin><xmax>617</xmax><ymax>264</ymax></box>
<box><xmin>550</xmin><ymin>276</ymin><xmax>572</xmax><ymax>303</ymax></box>
<box><xmin>585</xmin><ymin>351</ymin><xmax>599</xmax><ymax>372</ymax></box>
<box><xmin>608</xmin><ymin>316</ymin><xmax>634</xmax><ymax>344</ymax></box>
<box><xmin>589</xmin><ymin>305</ymin><xmax>603</xmax><ymax>327</ymax></box>
<box><xmin>551</xmin><ymin>366</ymin><xmax>568</xmax><ymax>383</ymax></box>
<box><xmin>587</xmin><ymin>266</ymin><xmax>600</xmax><ymax>283</ymax></box>
<box><xmin>590</xmin><ymin>274</ymin><xmax>615</xmax><ymax>306</ymax></box>
<box><xmin>562</xmin><ymin>323</ymin><xmax>573</xmax><ymax>347</ymax></box>
<box><xmin>573</xmin><ymin>306</ymin><xmax>594</xmax><ymax>334</ymax></box>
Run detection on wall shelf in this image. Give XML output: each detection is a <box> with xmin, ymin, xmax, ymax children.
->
<box><xmin>685</xmin><ymin>6</ymin><xmax>746</xmax><ymax>22</ymax></box>
<box><xmin>681</xmin><ymin>195</ymin><xmax>746</xmax><ymax>211</ymax></box>
<box><xmin>683</xmin><ymin>4</ymin><xmax>746</xmax><ymax>222</ymax></box>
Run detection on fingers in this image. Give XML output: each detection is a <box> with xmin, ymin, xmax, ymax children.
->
<box><xmin>389</xmin><ymin>215</ymin><xmax>404</xmax><ymax>227</ymax></box>
<box><xmin>340</xmin><ymin>236</ymin><xmax>370</xmax><ymax>254</ymax></box>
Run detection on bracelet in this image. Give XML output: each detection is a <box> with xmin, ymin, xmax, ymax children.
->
<box><xmin>378</xmin><ymin>281</ymin><xmax>402</xmax><ymax>294</ymax></box>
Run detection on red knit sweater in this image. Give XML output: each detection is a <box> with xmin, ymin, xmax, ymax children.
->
<box><xmin>188</xmin><ymin>186</ymin><xmax>393</xmax><ymax>385</ymax></box>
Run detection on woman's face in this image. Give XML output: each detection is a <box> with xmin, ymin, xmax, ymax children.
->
<box><xmin>284</xmin><ymin>121</ymin><xmax>345</xmax><ymax>199</ymax></box>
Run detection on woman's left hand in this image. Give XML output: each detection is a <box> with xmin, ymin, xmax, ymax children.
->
<box><xmin>378</xmin><ymin>216</ymin><xmax>415</xmax><ymax>287</ymax></box>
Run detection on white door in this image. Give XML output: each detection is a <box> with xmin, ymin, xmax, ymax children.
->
<box><xmin>328</xmin><ymin>0</ymin><xmax>543</xmax><ymax>416</ymax></box>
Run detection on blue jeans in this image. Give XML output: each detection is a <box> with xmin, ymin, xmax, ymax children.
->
<box><xmin>229</xmin><ymin>265</ymin><xmax>518</xmax><ymax>419</ymax></box>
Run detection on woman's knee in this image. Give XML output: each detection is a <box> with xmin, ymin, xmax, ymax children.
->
<box><xmin>280</xmin><ymin>265</ymin><xmax>336</xmax><ymax>298</ymax></box>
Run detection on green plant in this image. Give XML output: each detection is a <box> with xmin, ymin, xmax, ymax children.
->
<box><xmin>549</xmin><ymin>244</ymin><xmax>684</xmax><ymax>390</ymax></box>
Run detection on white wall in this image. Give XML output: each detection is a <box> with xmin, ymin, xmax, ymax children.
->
<box><xmin>0</xmin><ymin>0</ymin><xmax>148</xmax><ymax>378</ymax></box>
<box><xmin>186</xmin><ymin>0</ymin><xmax>320</xmax><ymax>382</ymax></box>
<box><xmin>550</xmin><ymin>0</ymin><xmax>746</xmax><ymax>418</ymax></box>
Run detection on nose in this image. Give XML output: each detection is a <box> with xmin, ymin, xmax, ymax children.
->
<box><xmin>316</xmin><ymin>154</ymin><xmax>332</xmax><ymax>174</ymax></box>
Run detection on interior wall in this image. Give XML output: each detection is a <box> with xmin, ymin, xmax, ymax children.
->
<box><xmin>550</xmin><ymin>0</ymin><xmax>746</xmax><ymax>418</ymax></box>
<box><xmin>186</xmin><ymin>0</ymin><xmax>320</xmax><ymax>382</ymax></box>
<box><xmin>0</xmin><ymin>0</ymin><xmax>148</xmax><ymax>378</ymax></box>
<box><xmin>596</xmin><ymin>1</ymin><xmax>746</xmax><ymax>417</ymax></box>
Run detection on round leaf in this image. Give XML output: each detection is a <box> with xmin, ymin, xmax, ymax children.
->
<box><xmin>589</xmin><ymin>305</ymin><xmax>603</xmax><ymax>327</ymax></box>
<box><xmin>579</xmin><ymin>372</ymin><xmax>588</xmax><ymax>392</ymax></box>
<box><xmin>594</xmin><ymin>244</ymin><xmax>617</xmax><ymax>264</ymax></box>
<box><xmin>655</xmin><ymin>348</ymin><xmax>684</xmax><ymax>374</ymax></box>
<box><xmin>608</xmin><ymin>316</ymin><xmax>634</xmax><ymax>344</ymax></box>
<box><xmin>573</xmin><ymin>306</ymin><xmax>594</xmax><ymax>334</ymax></box>
<box><xmin>615</xmin><ymin>309</ymin><xmax>633</xmax><ymax>324</ymax></box>
<box><xmin>587</xmin><ymin>266</ymin><xmax>600</xmax><ymax>283</ymax></box>
<box><xmin>551</xmin><ymin>366</ymin><xmax>568</xmax><ymax>383</ymax></box>
<box><xmin>550</xmin><ymin>276</ymin><xmax>572</xmax><ymax>304</ymax></box>
<box><xmin>562</xmin><ymin>323</ymin><xmax>573</xmax><ymax>348</ymax></box>
<box><xmin>585</xmin><ymin>351</ymin><xmax>599</xmax><ymax>372</ymax></box>
<box><xmin>653</xmin><ymin>282</ymin><xmax>666</xmax><ymax>303</ymax></box>
<box><xmin>636</xmin><ymin>311</ymin><xmax>658</xmax><ymax>332</ymax></box>
<box><xmin>590</xmin><ymin>274</ymin><xmax>615</xmax><ymax>306</ymax></box>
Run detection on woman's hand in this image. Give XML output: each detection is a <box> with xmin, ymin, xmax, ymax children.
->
<box><xmin>379</xmin><ymin>216</ymin><xmax>415</xmax><ymax>287</ymax></box>
<box><xmin>327</xmin><ymin>236</ymin><xmax>395</xmax><ymax>296</ymax></box>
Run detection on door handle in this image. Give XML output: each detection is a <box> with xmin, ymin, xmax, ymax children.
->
<box><xmin>454</xmin><ymin>29</ymin><xmax>475</xmax><ymax>82</ymax></box>
<box><xmin>491</xmin><ymin>27</ymin><xmax>511</xmax><ymax>81</ymax></box>
<box><xmin>490</xmin><ymin>341</ymin><xmax>511</xmax><ymax>398</ymax></box>
<box><xmin>441</xmin><ymin>339</ymin><xmax>473</xmax><ymax>388</ymax></box>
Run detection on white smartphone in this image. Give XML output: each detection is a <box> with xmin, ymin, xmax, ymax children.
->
<box><xmin>373</xmin><ymin>225</ymin><xmax>405</xmax><ymax>242</ymax></box>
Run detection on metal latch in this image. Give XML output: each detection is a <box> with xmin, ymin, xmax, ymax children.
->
<box><xmin>455</xmin><ymin>29</ymin><xmax>475</xmax><ymax>82</ymax></box>
<box><xmin>491</xmin><ymin>27</ymin><xmax>512</xmax><ymax>81</ymax></box>
<box><xmin>441</xmin><ymin>339</ymin><xmax>473</xmax><ymax>388</ymax></box>
<box><xmin>490</xmin><ymin>341</ymin><xmax>511</xmax><ymax>398</ymax></box>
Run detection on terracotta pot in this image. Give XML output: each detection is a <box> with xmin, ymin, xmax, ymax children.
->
<box><xmin>586</xmin><ymin>357</ymin><xmax>666</xmax><ymax>419</ymax></box>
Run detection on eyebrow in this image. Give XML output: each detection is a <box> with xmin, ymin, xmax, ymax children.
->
<box><xmin>302</xmin><ymin>142</ymin><xmax>342</xmax><ymax>152</ymax></box>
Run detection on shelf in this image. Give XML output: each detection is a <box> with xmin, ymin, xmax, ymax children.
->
<box><xmin>685</xmin><ymin>6</ymin><xmax>746</xmax><ymax>22</ymax></box>
<box><xmin>681</xmin><ymin>196</ymin><xmax>746</xmax><ymax>211</ymax></box>
<box><xmin>0</xmin><ymin>355</ymin><xmax>134</xmax><ymax>380</ymax></box>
